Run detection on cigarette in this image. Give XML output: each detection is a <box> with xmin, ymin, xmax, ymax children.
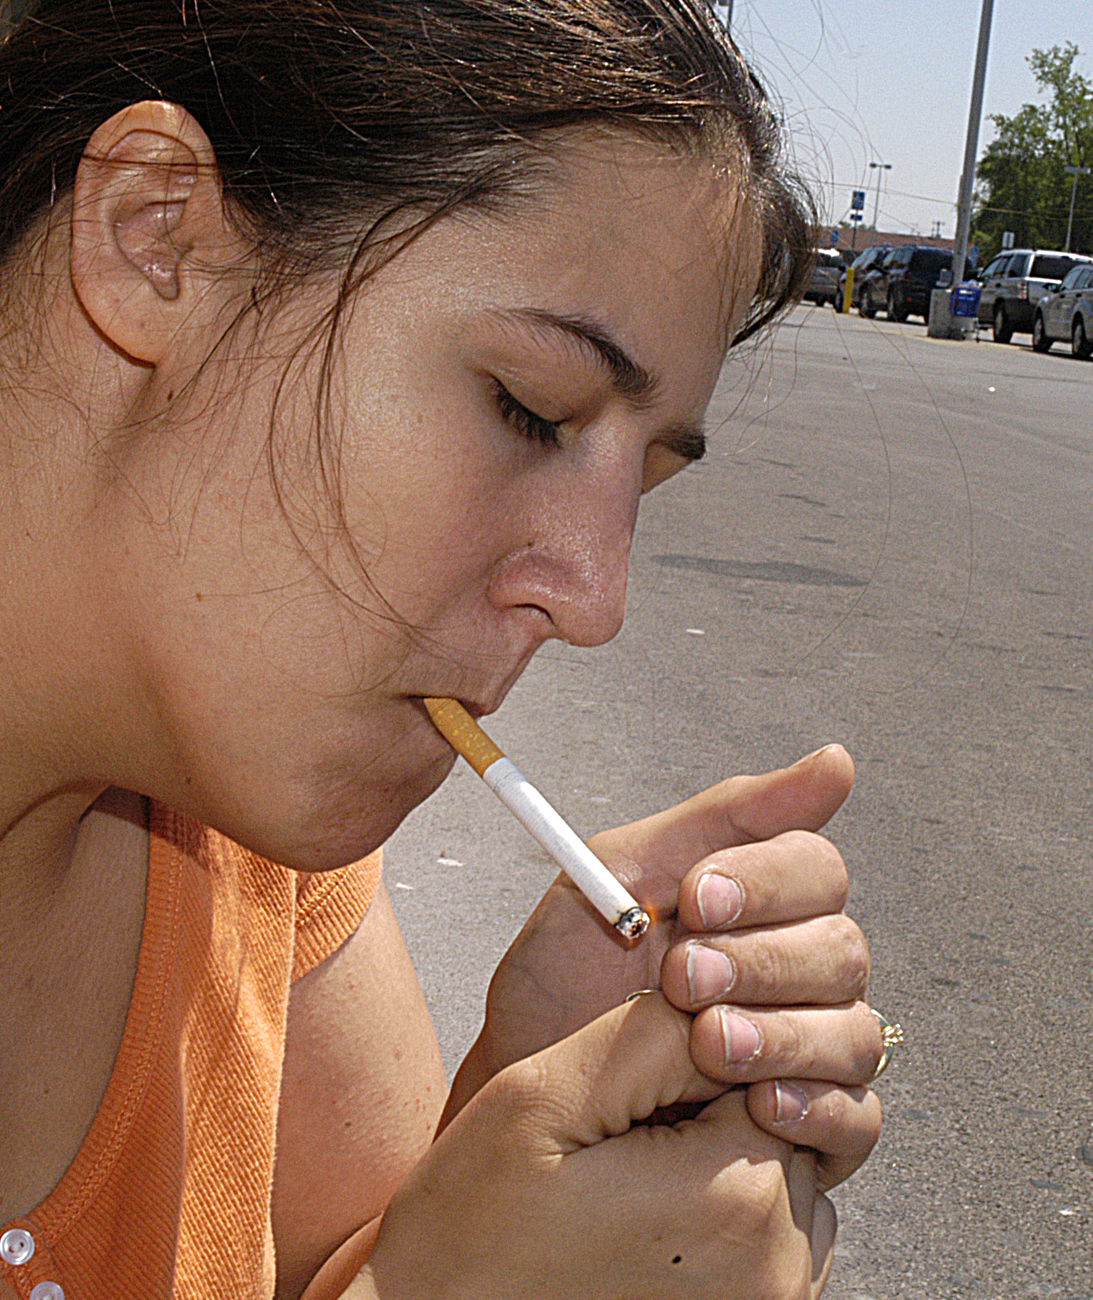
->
<box><xmin>423</xmin><ymin>697</ymin><xmax>650</xmax><ymax>941</ymax></box>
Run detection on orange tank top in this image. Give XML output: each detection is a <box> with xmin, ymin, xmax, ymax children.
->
<box><xmin>0</xmin><ymin>803</ymin><xmax>381</xmax><ymax>1299</ymax></box>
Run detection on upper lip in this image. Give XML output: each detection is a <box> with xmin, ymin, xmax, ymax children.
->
<box><xmin>422</xmin><ymin>633</ymin><xmax>543</xmax><ymax>720</ymax></box>
<box><xmin>449</xmin><ymin>690</ymin><xmax>508</xmax><ymax>720</ymax></box>
<box><xmin>428</xmin><ymin>664</ymin><xmax>534</xmax><ymax>721</ymax></box>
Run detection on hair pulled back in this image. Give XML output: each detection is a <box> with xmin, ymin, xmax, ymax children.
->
<box><xmin>0</xmin><ymin>0</ymin><xmax>813</xmax><ymax>340</ymax></box>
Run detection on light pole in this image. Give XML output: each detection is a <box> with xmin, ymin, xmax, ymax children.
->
<box><xmin>1064</xmin><ymin>164</ymin><xmax>1090</xmax><ymax>252</ymax></box>
<box><xmin>869</xmin><ymin>162</ymin><xmax>892</xmax><ymax>232</ymax></box>
<box><xmin>951</xmin><ymin>0</ymin><xmax>994</xmax><ymax>288</ymax></box>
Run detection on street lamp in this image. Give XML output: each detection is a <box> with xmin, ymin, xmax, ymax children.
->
<box><xmin>1064</xmin><ymin>164</ymin><xmax>1090</xmax><ymax>253</ymax></box>
<box><xmin>869</xmin><ymin>162</ymin><xmax>892</xmax><ymax>232</ymax></box>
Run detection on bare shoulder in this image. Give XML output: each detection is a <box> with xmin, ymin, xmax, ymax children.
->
<box><xmin>272</xmin><ymin>881</ymin><xmax>446</xmax><ymax>1300</ymax></box>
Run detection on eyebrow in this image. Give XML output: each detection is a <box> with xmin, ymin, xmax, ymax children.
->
<box><xmin>499</xmin><ymin>307</ymin><xmax>708</xmax><ymax>462</ymax></box>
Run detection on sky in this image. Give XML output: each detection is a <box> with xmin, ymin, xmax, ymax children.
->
<box><xmin>728</xmin><ymin>0</ymin><xmax>1093</xmax><ymax>239</ymax></box>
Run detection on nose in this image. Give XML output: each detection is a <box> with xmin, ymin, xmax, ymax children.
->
<box><xmin>487</xmin><ymin>477</ymin><xmax>638</xmax><ymax>648</ymax></box>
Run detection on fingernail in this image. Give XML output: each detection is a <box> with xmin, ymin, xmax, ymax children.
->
<box><xmin>685</xmin><ymin>943</ymin><xmax>735</xmax><ymax>1005</ymax></box>
<box><xmin>696</xmin><ymin>873</ymin><xmax>744</xmax><ymax>928</ymax></box>
<box><xmin>774</xmin><ymin>1081</ymin><xmax>810</xmax><ymax>1123</ymax></box>
<box><xmin>718</xmin><ymin>1009</ymin><xmax>761</xmax><ymax>1064</ymax></box>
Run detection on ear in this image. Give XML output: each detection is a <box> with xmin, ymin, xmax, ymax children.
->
<box><xmin>70</xmin><ymin>100</ymin><xmax>241</xmax><ymax>364</ymax></box>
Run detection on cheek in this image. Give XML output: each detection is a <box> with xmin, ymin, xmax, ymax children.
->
<box><xmin>251</xmin><ymin>588</ymin><xmax>420</xmax><ymax>698</ymax></box>
<box><xmin>335</xmin><ymin>406</ymin><xmax>515</xmax><ymax>617</ymax></box>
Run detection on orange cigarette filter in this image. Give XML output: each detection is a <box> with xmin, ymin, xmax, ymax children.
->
<box><xmin>423</xmin><ymin>697</ymin><xmax>503</xmax><ymax>776</ymax></box>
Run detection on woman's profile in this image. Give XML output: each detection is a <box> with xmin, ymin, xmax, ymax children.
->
<box><xmin>0</xmin><ymin>3</ymin><xmax>884</xmax><ymax>1296</ymax></box>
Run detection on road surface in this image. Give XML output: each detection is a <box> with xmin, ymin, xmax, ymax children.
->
<box><xmin>388</xmin><ymin>304</ymin><xmax>1093</xmax><ymax>1299</ymax></box>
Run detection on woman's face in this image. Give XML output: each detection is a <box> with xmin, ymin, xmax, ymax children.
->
<box><xmin>101</xmin><ymin>133</ymin><xmax>760</xmax><ymax>868</ymax></box>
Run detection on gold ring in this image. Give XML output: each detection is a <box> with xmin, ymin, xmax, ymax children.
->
<box><xmin>624</xmin><ymin>988</ymin><xmax>659</xmax><ymax>1003</ymax></box>
<box><xmin>871</xmin><ymin>1009</ymin><xmax>905</xmax><ymax>1081</ymax></box>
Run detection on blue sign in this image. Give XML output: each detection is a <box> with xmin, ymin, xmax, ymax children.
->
<box><xmin>851</xmin><ymin>189</ymin><xmax>866</xmax><ymax>212</ymax></box>
<box><xmin>831</xmin><ymin>229</ymin><xmax>839</xmax><ymax>246</ymax></box>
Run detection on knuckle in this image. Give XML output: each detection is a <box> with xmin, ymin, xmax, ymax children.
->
<box><xmin>826</xmin><ymin>848</ymin><xmax>851</xmax><ymax>910</ymax></box>
<box><xmin>809</xmin><ymin>832</ymin><xmax>850</xmax><ymax>906</ymax></box>
<box><xmin>826</xmin><ymin>916</ymin><xmax>871</xmax><ymax>997</ymax></box>
<box><xmin>777</xmin><ymin>1011</ymin><xmax>810</xmax><ymax>1073</ymax></box>
<box><xmin>780</xmin><ymin>829</ymin><xmax>850</xmax><ymax>910</ymax></box>
<box><xmin>487</xmin><ymin>1055</ymin><xmax>549</xmax><ymax>1118</ymax></box>
<box><xmin>746</xmin><ymin>933</ymin><xmax>790</xmax><ymax>995</ymax></box>
<box><xmin>712</xmin><ymin>1156</ymin><xmax>784</xmax><ymax>1239</ymax></box>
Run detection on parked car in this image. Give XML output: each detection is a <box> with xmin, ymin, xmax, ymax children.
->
<box><xmin>835</xmin><ymin>244</ymin><xmax>888</xmax><ymax>312</ymax></box>
<box><xmin>804</xmin><ymin>249</ymin><xmax>845</xmax><ymax>307</ymax></box>
<box><xmin>1031</xmin><ymin>262</ymin><xmax>1093</xmax><ymax>357</ymax></box>
<box><xmin>976</xmin><ymin>248</ymin><xmax>1093</xmax><ymax>342</ymax></box>
<box><xmin>858</xmin><ymin>245</ymin><xmax>953</xmax><ymax>321</ymax></box>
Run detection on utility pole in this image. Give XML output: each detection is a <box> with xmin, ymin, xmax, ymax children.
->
<box><xmin>951</xmin><ymin>0</ymin><xmax>994</xmax><ymax>286</ymax></box>
<box><xmin>869</xmin><ymin>162</ymin><xmax>892</xmax><ymax>231</ymax></box>
<box><xmin>1064</xmin><ymin>165</ymin><xmax>1090</xmax><ymax>252</ymax></box>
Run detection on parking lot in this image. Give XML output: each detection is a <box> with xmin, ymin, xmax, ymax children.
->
<box><xmin>388</xmin><ymin>301</ymin><xmax>1092</xmax><ymax>1299</ymax></box>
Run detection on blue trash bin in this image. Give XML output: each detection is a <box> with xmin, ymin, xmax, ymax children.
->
<box><xmin>949</xmin><ymin>282</ymin><xmax>982</xmax><ymax>318</ymax></box>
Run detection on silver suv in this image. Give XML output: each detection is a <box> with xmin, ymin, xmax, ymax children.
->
<box><xmin>976</xmin><ymin>248</ymin><xmax>1093</xmax><ymax>342</ymax></box>
<box><xmin>1032</xmin><ymin>263</ymin><xmax>1093</xmax><ymax>358</ymax></box>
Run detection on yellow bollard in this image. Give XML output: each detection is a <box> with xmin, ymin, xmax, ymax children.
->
<box><xmin>842</xmin><ymin>265</ymin><xmax>855</xmax><ymax>315</ymax></box>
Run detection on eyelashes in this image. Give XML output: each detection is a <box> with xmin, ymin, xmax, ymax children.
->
<box><xmin>492</xmin><ymin>378</ymin><xmax>564</xmax><ymax>448</ymax></box>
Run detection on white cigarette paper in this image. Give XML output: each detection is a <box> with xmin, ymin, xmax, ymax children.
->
<box><xmin>423</xmin><ymin>697</ymin><xmax>649</xmax><ymax>940</ymax></box>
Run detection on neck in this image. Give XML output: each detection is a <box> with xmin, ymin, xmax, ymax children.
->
<box><xmin>0</xmin><ymin>231</ymin><xmax>140</xmax><ymax>895</ymax></box>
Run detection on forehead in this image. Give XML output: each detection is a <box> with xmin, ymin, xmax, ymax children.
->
<box><xmin>401</xmin><ymin>131</ymin><xmax>763</xmax><ymax>404</ymax></box>
<box><xmin>541</xmin><ymin>132</ymin><xmax>757</xmax><ymax>297</ymax></box>
<box><xmin>513</xmin><ymin>131</ymin><xmax>759</xmax><ymax>348</ymax></box>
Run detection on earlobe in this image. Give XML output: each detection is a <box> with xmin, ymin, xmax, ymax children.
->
<box><xmin>70</xmin><ymin>101</ymin><xmax>233</xmax><ymax>364</ymax></box>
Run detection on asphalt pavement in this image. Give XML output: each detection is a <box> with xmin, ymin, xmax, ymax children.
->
<box><xmin>387</xmin><ymin>303</ymin><xmax>1092</xmax><ymax>1299</ymax></box>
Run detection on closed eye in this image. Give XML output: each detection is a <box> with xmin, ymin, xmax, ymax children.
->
<box><xmin>492</xmin><ymin>379</ymin><xmax>564</xmax><ymax>448</ymax></box>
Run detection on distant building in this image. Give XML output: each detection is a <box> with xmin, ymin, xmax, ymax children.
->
<box><xmin>819</xmin><ymin>225</ymin><xmax>957</xmax><ymax>261</ymax></box>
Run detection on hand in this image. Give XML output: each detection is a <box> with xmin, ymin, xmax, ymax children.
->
<box><xmin>446</xmin><ymin>745</ymin><xmax>878</xmax><ymax>1138</ymax></box>
<box><xmin>365</xmin><ymin>994</ymin><xmax>875</xmax><ymax>1299</ymax></box>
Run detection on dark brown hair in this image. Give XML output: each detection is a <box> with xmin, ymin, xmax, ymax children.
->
<box><xmin>0</xmin><ymin>0</ymin><xmax>814</xmax><ymax>341</ymax></box>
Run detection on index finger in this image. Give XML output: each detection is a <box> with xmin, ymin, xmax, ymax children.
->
<box><xmin>676</xmin><ymin>829</ymin><xmax>850</xmax><ymax>933</ymax></box>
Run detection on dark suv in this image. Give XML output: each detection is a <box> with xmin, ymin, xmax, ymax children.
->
<box><xmin>858</xmin><ymin>245</ymin><xmax>953</xmax><ymax>321</ymax></box>
<box><xmin>976</xmin><ymin>248</ymin><xmax>1093</xmax><ymax>341</ymax></box>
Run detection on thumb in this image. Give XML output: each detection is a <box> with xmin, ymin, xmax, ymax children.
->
<box><xmin>711</xmin><ymin>743</ymin><xmax>856</xmax><ymax>844</ymax></box>
<box><xmin>514</xmin><ymin>993</ymin><xmax>724</xmax><ymax>1153</ymax></box>
<box><xmin>591</xmin><ymin>744</ymin><xmax>855</xmax><ymax>894</ymax></box>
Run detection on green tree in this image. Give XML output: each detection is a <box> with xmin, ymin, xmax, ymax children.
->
<box><xmin>973</xmin><ymin>43</ymin><xmax>1093</xmax><ymax>258</ymax></box>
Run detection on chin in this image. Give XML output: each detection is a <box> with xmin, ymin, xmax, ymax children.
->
<box><xmin>264</xmin><ymin>743</ymin><xmax>458</xmax><ymax>874</ymax></box>
<box><xmin>169</xmin><ymin>695</ymin><xmax>459</xmax><ymax>873</ymax></box>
